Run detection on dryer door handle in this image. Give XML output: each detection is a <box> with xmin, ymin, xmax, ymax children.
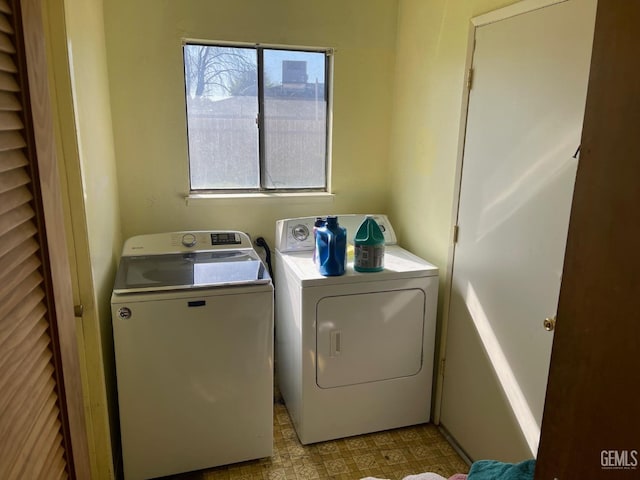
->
<box><xmin>330</xmin><ymin>330</ymin><xmax>342</xmax><ymax>357</ymax></box>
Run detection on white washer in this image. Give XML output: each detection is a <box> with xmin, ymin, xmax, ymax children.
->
<box><xmin>111</xmin><ymin>231</ymin><xmax>273</xmax><ymax>480</ymax></box>
<box><xmin>275</xmin><ymin>215</ymin><xmax>438</xmax><ymax>444</ymax></box>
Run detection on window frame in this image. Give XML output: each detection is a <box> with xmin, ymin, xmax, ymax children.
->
<box><xmin>183</xmin><ymin>41</ymin><xmax>333</xmax><ymax>195</ymax></box>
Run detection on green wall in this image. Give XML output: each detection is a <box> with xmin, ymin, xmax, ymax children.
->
<box><xmin>390</xmin><ymin>0</ymin><xmax>516</xmax><ymax>275</ymax></box>
<box><xmin>103</xmin><ymin>0</ymin><xmax>399</xmax><ymax>244</ymax></box>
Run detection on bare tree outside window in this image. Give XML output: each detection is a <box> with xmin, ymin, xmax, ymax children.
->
<box><xmin>183</xmin><ymin>44</ymin><xmax>329</xmax><ymax>192</ymax></box>
<box><xmin>184</xmin><ymin>46</ymin><xmax>259</xmax><ymax>189</ymax></box>
<box><xmin>184</xmin><ymin>45</ymin><xmax>256</xmax><ymax>99</ymax></box>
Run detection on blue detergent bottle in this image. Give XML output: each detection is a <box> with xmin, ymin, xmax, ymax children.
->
<box><xmin>312</xmin><ymin>217</ymin><xmax>325</xmax><ymax>268</ymax></box>
<box><xmin>354</xmin><ymin>215</ymin><xmax>385</xmax><ymax>272</ymax></box>
<box><xmin>316</xmin><ymin>216</ymin><xmax>347</xmax><ymax>276</ymax></box>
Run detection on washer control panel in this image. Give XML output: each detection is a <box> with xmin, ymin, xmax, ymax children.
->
<box><xmin>210</xmin><ymin>232</ymin><xmax>242</xmax><ymax>245</ymax></box>
<box><xmin>121</xmin><ymin>231</ymin><xmax>251</xmax><ymax>256</ymax></box>
<box><xmin>171</xmin><ymin>232</ymin><xmax>242</xmax><ymax>250</ymax></box>
<box><xmin>181</xmin><ymin>233</ymin><xmax>197</xmax><ymax>247</ymax></box>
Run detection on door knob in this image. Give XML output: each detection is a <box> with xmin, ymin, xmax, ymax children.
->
<box><xmin>543</xmin><ymin>316</ymin><xmax>556</xmax><ymax>331</ymax></box>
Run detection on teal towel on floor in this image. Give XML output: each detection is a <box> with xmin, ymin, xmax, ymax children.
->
<box><xmin>468</xmin><ymin>459</ymin><xmax>535</xmax><ymax>480</ymax></box>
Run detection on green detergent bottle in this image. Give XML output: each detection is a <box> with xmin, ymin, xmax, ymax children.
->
<box><xmin>354</xmin><ymin>215</ymin><xmax>385</xmax><ymax>272</ymax></box>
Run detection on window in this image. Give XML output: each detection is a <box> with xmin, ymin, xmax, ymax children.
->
<box><xmin>183</xmin><ymin>43</ymin><xmax>330</xmax><ymax>192</ymax></box>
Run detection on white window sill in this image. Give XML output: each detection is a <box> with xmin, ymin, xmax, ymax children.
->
<box><xmin>185</xmin><ymin>191</ymin><xmax>335</xmax><ymax>206</ymax></box>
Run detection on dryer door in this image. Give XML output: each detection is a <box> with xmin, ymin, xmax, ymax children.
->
<box><xmin>316</xmin><ymin>289</ymin><xmax>425</xmax><ymax>388</ymax></box>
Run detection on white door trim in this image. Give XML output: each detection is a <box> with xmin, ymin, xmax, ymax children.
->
<box><xmin>472</xmin><ymin>0</ymin><xmax>567</xmax><ymax>27</ymax></box>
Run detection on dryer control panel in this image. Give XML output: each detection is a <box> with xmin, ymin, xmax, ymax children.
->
<box><xmin>275</xmin><ymin>214</ymin><xmax>397</xmax><ymax>253</ymax></box>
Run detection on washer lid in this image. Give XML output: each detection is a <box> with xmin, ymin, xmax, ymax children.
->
<box><xmin>113</xmin><ymin>250</ymin><xmax>270</xmax><ymax>294</ymax></box>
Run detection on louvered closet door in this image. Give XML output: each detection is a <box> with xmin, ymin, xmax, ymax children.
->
<box><xmin>0</xmin><ymin>0</ymin><xmax>80</xmax><ymax>478</ymax></box>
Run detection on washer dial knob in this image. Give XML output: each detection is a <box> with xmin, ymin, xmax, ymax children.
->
<box><xmin>181</xmin><ymin>233</ymin><xmax>197</xmax><ymax>247</ymax></box>
<box><xmin>292</xmin><ymin>224</ymin><xmax>310</xmax><ymax>242</ymax></box>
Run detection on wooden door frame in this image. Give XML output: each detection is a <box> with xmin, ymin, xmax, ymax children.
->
<box><xmin>42</xmin><ymin>0</ymin><xmax>118</xmax><ymax>477</ymax></box>
<box><xmin>14</xmin><ymin>0</ymin><xmax>90</xmax><ymax>476</ymax></box>
<box><xmin>535</xmin><ymin>1</ymin><xmax>640</xmax><ymax>477</ymax></box>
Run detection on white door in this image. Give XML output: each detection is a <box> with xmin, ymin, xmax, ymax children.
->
<box><xmin>439</xmin><ymin>0</ymin><xmax>596</xmax><ymax>462</ymax></box>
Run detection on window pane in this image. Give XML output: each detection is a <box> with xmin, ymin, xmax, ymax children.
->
<box><xmin>263</xmin><ymin>50</ymin><xmax>327</xmax><ymax>189</ymax></box>
<box><xmin>184</xmin><ymin>45</ymin><xmax>259</xmax><ymax>189</ymax></box>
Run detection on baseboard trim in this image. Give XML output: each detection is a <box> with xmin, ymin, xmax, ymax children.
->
<box><xmin>438</xmin><ymin>424</ymin><xmax>473</xmax><ymax>467</ymax></box>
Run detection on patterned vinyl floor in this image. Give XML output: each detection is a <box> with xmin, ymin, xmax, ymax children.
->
<box><xmin>163</xmin><ymin>401</ymin><xmax>469</xmax><ymax>480</ymax></box>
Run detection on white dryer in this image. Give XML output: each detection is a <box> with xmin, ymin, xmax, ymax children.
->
<box><xmin>275</xmin><ymin>215</ymin><xmax>438</xmax><ymax>444</ymax></box>
<box><xmin>111</xmin><ymin>231</ymin><xmax>273</xmax><ymax>479</ymax></box>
